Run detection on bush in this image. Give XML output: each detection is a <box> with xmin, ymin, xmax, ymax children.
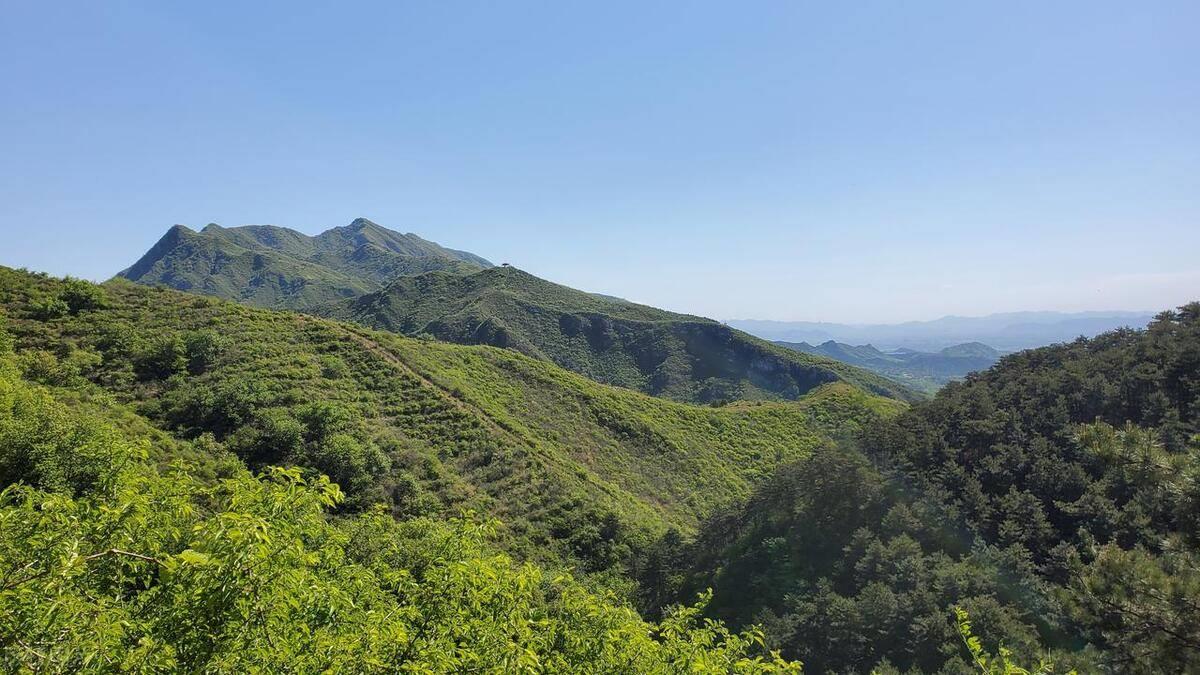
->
<box><xmin>59</xmin><ymin>278</ymin><xmax>108</xmax><ymax>314</ymax></box>
<box><xmin>136</xmin><ymin>334</ymin><xmax>188</xmax><ymax>380</ymax></box>
<box><xmin>32</xmin><ymin>296</ymin><xmax>69</xmax><ymax>320</ymax></box>
<box><xmin>183</xmin><ymin>330</ymin><xmax>222</xmax><ymax>375</ymax></box>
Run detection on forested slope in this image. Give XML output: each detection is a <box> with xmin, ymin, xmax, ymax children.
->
<box><xmin>644</xmin><ymin>305</ymin><xmax>1200</xmax><ymax>673</ymax></box>
<box><xmin>323</xmin><ymin>265</ymin><xmax>919</xmax><ymax>404</ymax></box>
<box><xmin>0</xmin><ymin>312</ymin><xmax>799</xmax><ymax>672</ymax></box>
<box><xmin>0</xmin><ymin>266</ymin><xmax>899</xmax><ymax>577</ymax></box>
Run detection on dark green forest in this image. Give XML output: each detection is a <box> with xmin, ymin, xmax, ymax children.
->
<box><xmin>641</xmin><ymin>304</ymin><xmax>1200</xmax><ymax>673</ymax></box>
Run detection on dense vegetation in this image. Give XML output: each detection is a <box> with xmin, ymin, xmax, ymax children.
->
<box><xmin>778</xmin><ymin>340</ymin><xmax>1002</xmax><ymax>393</ymax></box>
<box><xmin>0</xmin><ymin>266</ymin><xmax>902</xmax><ymax>582</ymax></box>
<box><xmin>644</xmin><ymin>305</ymin><xmax>1200</xmax><ymax>673</ymax></box>
<box><xmin>8</xmin><ymin>265</ymin><xmax>1192</xmax><ymax>671</ymax></box>
<box><xmin>0</xmin><ymin>317</ymin><xmax>801</xmax><ymax>672</ymax></box>
<box><xmin>322</xmin><ymin>265</ymin><xmax>918</xmax><ymax>404</ymax></box>
<box><xmin>118</xmin><ymin>219</ymin><xmax>490</xmax><ymax>311</ymax></box>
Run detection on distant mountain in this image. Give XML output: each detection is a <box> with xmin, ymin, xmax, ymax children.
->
<box><xmin>117</xmin><ymin>218</ymin><xmax>491</xmax><ymax>310</ymax></box>
<box><xmin>778</xmin><ymin>339</ymin><xmax>1002</xmax><ymax>393</ymax></box>
<box><xmin>729</xmin><ymin>311</ymin><xmax>1156</xmax><ymax>352</ymax></box>
<box><xmin>320</xmin><ymin>265</ymin><xmax>920</xmax><ymax>404</ymax></box>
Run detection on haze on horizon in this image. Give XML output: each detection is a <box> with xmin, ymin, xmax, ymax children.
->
<box><xmin>1</xmin><ymin>1</ymin><xmax>1196</xmax><ymax>324</ymax></box>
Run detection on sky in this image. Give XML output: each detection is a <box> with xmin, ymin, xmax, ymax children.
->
<box><xmin>0</xmin><ymin>1</ymin><xmax>1196</xmax><ymax>323</ymax></box>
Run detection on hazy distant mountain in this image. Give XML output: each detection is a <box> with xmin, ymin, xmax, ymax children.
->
<box><xmin>117</xmin><ymin>218</ymin><xmax>491</xmax><ymax>310</ymax></box>
<box><xmin>729</xmin><ymin>311</ymin><xmax>1156</xmax><ymax>352</ymax></box>
<box><xmin>320</xmin><ymin>265</ymin><xmax>920</xmax><ymax>404</ymax></box>
<box><xmin>777</xmin><ymin>340</ymin><xmax>1002</xmax><ymax>393</ymax></box>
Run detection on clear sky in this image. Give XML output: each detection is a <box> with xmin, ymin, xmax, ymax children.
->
<box><xmin>1</xmin><ymin>1</ymin><xmax>1196</xmax><ymax>322</ymax></box>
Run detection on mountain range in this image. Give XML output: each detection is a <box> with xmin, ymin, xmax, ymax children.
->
<box><xmin>117</xmin><ymin>219</ymin><xmax>919</xmax><ymax>404</ymax></box>
<box><xmin>3</xmin><ymin>227</ymin><xmax>1198</xmax><ymax>671</ymax></box>
<box><xmin>776</xmin><ymin>340</ymin><xmax>1002</xmax><ymax>393</ymax></box>
<box><xmin>728</xmin><ymin>311</ymin><xmax>1157</xmax><ymax>352</ymax></box>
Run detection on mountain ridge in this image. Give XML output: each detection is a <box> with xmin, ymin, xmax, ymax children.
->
<box><xmin>117</xmin><ymin>219</ymin><xmax>492</xmax><ymax>311</ymax></box>
<box><xmin>730</xmin><ymin>311</ymin><xmax>1156</xmax><ymax>351</ymax></box>
<box><xmin>320</xmin><ymin>264</ymin><xmax>921</xmax><ymax>403</ymax></box>
<box><xmin>778</xmin><ymin>338</ymin><xmax>1002</xmax><ymax>393</ymax></box>
<box><xmin>118</xmin><ymin>223</ymin><xmax>920</xmax><ymax>405</ymax></box>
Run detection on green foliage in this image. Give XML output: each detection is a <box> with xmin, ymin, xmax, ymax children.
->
<box><xmin>31</xmin><ymin>278</ymin><xmax>108</xmax><ymax>320</ymax></box>
<box><xmin>0</xmin><ymin>316</ymin><xmax>11</xmax><ymax>354</ymax></box>
<box><xmin>0</xmin><ymin>360</ymin><xmax>137</xmax><ymax>495</ymax></box>
<box><xmin>182</xmin><ymin>329</ymin><xmax>221</xmax><ymax>374</ymax></box>
<box><xmin>327</xmin><ymin>265</ymin><xmax>919</xmax><ymax>404</ymax></box>
<box><xmin>638</xmin><ymin>442</ymin><xmax>1051</xmax><ymax>673</ymax></box>
<box><xmin>32</xmin><ymin>295</ymin><xmax>69</xmax><ymax>320</ymax></box>
<box><xmin>955</xmin><ymin>607</ymin><xmax>1069</xmax><ymax>674</ymax></box>
<box><xmin>649</xmin><ymin>303</ymin><xmax>1200</xmax><ymax>672</ymax></box>
<box><xmin>0</xmin><ymin>266</ymin><xmax>896</xmax><ymax>577</ymax></box>
<box><xmin>8</xmin><ymin>262</ymin><xmax>1192</xmax><ymax>670</ymax></box>
<box><xmin>0</xmin><ymin>361</ymin><xmax>798</xmax><ymax>672</ymax></box>
<box><xmin>1063</xmin><ymin>543</ymin><xmax>1200</xmax><ymax>673</ymax></box>
<box><xmin>59</xmin><ymin>278</ymin><xmax>108</xmax><ymax>314</ymax></box>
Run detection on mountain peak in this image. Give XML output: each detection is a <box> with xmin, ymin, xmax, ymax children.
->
<box><xmin>118</xmin><ymin>224</ymin><xmax>196</xmax><ymax>281</ymax></box>
<box><xmin>116</xmin><ymin>218</ymin><xmax>493</xmax><ymax>309</ymax></box>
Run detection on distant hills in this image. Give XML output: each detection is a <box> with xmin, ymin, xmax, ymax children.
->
<box><xmin>777</xmin><ymin>340</ymin><xmax>1002</xmax><ymax>393</ymax></box>
<box><xmin>729</xmin><ymin>310</ymin><xmax>1157</xmax><ymax>352</ymax></box>
<box><xmin>118</xmin><ymin>220</ymin><xmax>919</xmax><ymax>404</ymax></box>
<box><xmin>117</xmin><ymin>218</ymin><xmax>491</xmax><ymax>311</ymax></box>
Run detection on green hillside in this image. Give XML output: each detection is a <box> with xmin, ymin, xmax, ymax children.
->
<box><xmin>645</xmin><ymin>304</ymin><xmax>1200</xmax><ymax>673</ymax></box>
<box><xmin>117</xmin><ymin>218</ymin><xmax>490</xmax><ymax>311</ymax></box>
<box><xmin>0</xmin><ymin>308</ymin><xmax>799</xmax><ymax>673</ymax></box>
<box><xmin>322</xmin><ymin>265</ymin><xmax>920</xmax><ymax>404</ymax></box>
<box><xmin>0</xmin><ymin>266</ymin><xmax>901</xmax><ymax>577</ymax></box>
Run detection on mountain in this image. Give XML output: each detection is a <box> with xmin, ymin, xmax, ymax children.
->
<box><xmin>777</xmin><ymin>339</ymin><xmax>1002</xmax><ymax>393</ymax></box>
<box><xmin>117</xmin><ymin>218</ymin><xmax>491</xmax><ymax>310</ymax></box>
<box><xmin>0</xmin><ymin>265</ymin><xmax>903</xmax><ymax>577</ymax></box>
<box><xmin>729</xmin><ymin>310</ymin><xmax>1157</xmax><ymax>352</ymax></box>
<box><xmin>644</xmin><ymin>303</ymin><xmax>1200</xmax><ymax>673</ymax></box>
<box><xmin>0</xmin><ymin>276</ymin><xmax>799</xmax><ymax>672</ymax></box>
<box><xmin>119</xmin><ymin>222</ymin><xmax>916</xmax><ymax>405</ymax></box>
<box><xmin>319</xmin><ymin>265</ymin><xmax>920</xmax><ymax>404</ymax></box>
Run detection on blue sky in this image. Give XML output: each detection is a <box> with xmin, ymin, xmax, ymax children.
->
<box><xmin>1</xmin><ymin>1</ymin><xmax>1196</xmax><ymax>322</ymax></box>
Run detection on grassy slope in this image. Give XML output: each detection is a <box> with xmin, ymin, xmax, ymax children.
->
<box><xmin>325</xmin><ymin>266</ymin><xmax>921</xmax><ymax>404</ymax></box>
<box><xmin>0</xmin><ymin>266</ymin><xmax>904</xmax><ymax>569</ymax></box>
<box><xmin>117</xmin><ymin>219</ymin><xmax>488</xmax><ymax>311</ymax></box>
<box><xmin>0</xmin><ymin>336</ymin><xmax>801</xmax><ymax>672</ymax></box>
